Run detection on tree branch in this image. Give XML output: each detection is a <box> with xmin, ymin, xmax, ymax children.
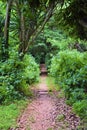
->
<box><xmin>25</xmin><ymin>2</ymin><xmax>55</xmax><ymax>53</ymax></box>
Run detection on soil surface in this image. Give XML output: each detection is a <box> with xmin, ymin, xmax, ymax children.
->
<box><xmin>15</xmin><ymin>65</ymin><xmax>80</xmax><ymax>130</ymax></box>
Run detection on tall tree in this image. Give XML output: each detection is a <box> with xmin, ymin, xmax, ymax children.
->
<box><xmin>10</xmin><ymin>0</ymin><xmax>64</xmax><ymax>57</ymax></box>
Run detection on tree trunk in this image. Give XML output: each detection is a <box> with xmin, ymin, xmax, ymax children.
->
<box><xmin>25</xmin><ymin>2</ymin><xmax>55</xmax><ymax>53</ymax></box>
<box><xmin>3</xmin><ymin>0</ymin><xmax>13</xmax><ymax>60</ymax></box>
<box><xmin>19</xmin><ymin>12</ymin><xmax>26</xmax><ymax>55</ymax></box>
<box><xmin>15</xmin><ymin>0</ymin><xmax>56</xmax><ymax>58</ymax></box>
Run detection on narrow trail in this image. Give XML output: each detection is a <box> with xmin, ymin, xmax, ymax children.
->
<box><xmin>15</xmin><ymin>64</ymin><xmax>80</xmax><ymax>130</ymax></box>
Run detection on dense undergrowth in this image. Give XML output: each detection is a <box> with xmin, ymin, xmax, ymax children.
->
<box><xmin>49</xmin><ymin>50</ymin><xmax>87</xmax><ymax>120</ymax></box>
<box><xmin>0</xmin><ymin>100</ymin><xmax>28</xmax><ymax>130</ymax></box>
<box><xmin>0</xmin><ymin>53</ymin><xmax>40</xmax><ymax>104</ymax></box>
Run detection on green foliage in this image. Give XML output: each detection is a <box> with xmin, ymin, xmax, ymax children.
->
<box><xmin>47</xmin><ymin>76</ymin><xmax>60</xmax><ymax>92</ymax></box>
<box><xmin>44</xmin><ymin>27</ymin><xmax>66</xmax><ymax>67</ymax></box>
<box><xmin>28</xmin><ymin>30</ymin><xmax>59</xmax><ymax>65</ymax></box>
<box><xmin>50</xmin><ymin>50</ymin><xmax>87</xmax><ymax>89</ymax></box>
<box><xmin>29</xmin><ymin>33</ymin><xmax>48</xmax><ymax>64</ymax></box>
<box><xmin>66</xmin><ymin>88</ymin><xmax>87</xmax><ymax>105</ymax></box>
<box><xmin>49</xmin><ymin>50</ymin><xmax>87</xmax><ymax>118</ymax></box>
<box><xmin>0</xmin><ymin>53</ymin><xmax>40</xmax><ymax>103</ymax></box>
<box><xmin>22</xmin><ymin>54</ymin><xmax>40</xmax><ymax>84</ymax></box>
<box><xmin>56</xmin><ymin>114</ymin><xmax>65</xmax><ymax>121</ymax></box>
<box><xmin>0</xmin><ymin>100</ymin><xmax>28</xmax><ymax>130</ymax></box>
<box><xmin>54</xmin><ymin>0</ymin><xmax>87</xmax><ymax>39</ymax></box>
<box><xmin>73</xmin><ymin>100</ymin><xmax>87</xmax><ymax>119</ymax></box>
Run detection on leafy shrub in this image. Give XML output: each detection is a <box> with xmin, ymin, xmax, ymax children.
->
<box><xmin>50</xmin><ymin>50</ymin><xmax>87</xmax><ymax>90</ymax></box>
<box><xmin>49</xmin><ymin>50</ymin><xmax>87</xmax><ymax>118</ymax></box>
<box><xmin>0</xmin><ymin>54</ymin><xmax>40</xmax><ymax>103</ymax></box>
<box><xmin>73</xmin><ymin>100</ymin><xmax>87</xmax><ymax>119</ymax></box>
<box><xmin>66</xmin><ymin>88</ymin><xmax>87</xmax><ymax>105</ymax></box>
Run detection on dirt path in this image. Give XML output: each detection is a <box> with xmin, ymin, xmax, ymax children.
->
<box><xmin>15</xmin><ymin>74</ymin><xmax>80</xmax><ymax>130</ymax></box>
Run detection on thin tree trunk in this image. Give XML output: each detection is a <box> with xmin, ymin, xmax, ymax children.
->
<box><xmin>19</xmin><ymin>13</ymin><xmax>25</xmax><ymax>53</ymax></box>
<box><xmin>4</xmin><ymin>0</ymin><xmax>13</xmax><ymax>59</ymax></box>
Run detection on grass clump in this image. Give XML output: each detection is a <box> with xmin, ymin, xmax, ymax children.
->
<box><xmin>47</xmin><ymin>128</ymin><xmax>53</xmax><ymax>130</ymax></box>
<box><xmin>56</xmin><ymin>114</ymin><xmax>65</xmax><ymax>122</ymax></box>
<box><xmin>0</xmin><ymin>100</ymin><xmax>28</xmax><ymax>130</ymax></box>
<box><xmin>46</xmin><ymin>77</ymin><xmax>60</xmax><ymax>92</ymax></box>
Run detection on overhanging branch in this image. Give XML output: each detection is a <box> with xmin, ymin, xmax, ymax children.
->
<box><xmin>25</xmin><ymin>2</ymin><xmax>55</xmax><ymax>53</ymax></box>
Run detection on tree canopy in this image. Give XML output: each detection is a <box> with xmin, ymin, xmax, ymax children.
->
<box><xmin>1</xmin><ymin>0</ymin><xmax>64</xmax><ymax>60</ymax></box>
<box><xmin>54</xmin><ymin>0</ymin><xmax>87</xmax><ymax>39</ymax></box>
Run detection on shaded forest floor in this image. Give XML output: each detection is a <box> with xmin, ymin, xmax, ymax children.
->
<box><xmin>14</xmin><ymin>65</ymin><xmax>80</xmax><ymax>130</ymax></box>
